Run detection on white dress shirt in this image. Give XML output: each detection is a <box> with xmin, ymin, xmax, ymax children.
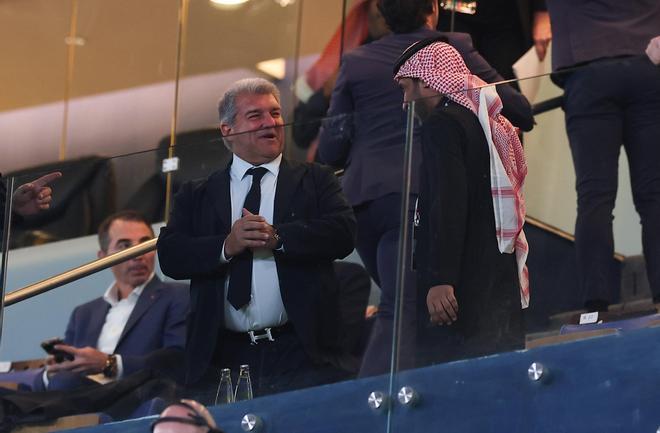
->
<box><xmin>221</xmin><ymin>154</ymin><xmax>288</xmax><ymax>332</ymax></box>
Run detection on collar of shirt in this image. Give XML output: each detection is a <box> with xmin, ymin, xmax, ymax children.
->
<box><xmin>230</xmin><ymin>153</ymin><xmax>282</xmax><ymax>182</ymax></box>
<box><xmin>102</xmin><ymin>273</ymin><xmax>154</xmax><ymax>307</ymax></box>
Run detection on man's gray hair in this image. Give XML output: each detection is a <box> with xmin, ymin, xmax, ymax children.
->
<box><xmin>218</xmin><ymin>78</ymin><xmax>280</xmax><ymax>150</ymax></box>
<box><xmin>218</xmin><ymin>78</ymin><xmax>281</xmax><ymax>148</ymax></box>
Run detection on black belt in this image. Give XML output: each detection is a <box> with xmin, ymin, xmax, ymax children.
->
<box><xmin>223</xmin><ymin>323</ymin><xmax>294</xmax><ymax>345</ymax></box>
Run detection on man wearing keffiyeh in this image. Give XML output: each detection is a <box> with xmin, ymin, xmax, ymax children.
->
<box><xmin>393</xmin><ymin>39</ymin><xmax>528</xmax><ymax>365</ymax></box>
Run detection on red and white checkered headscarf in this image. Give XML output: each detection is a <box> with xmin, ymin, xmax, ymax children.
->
<box><xmin>395</xmin><ymin>42</ymin><xmax>530</xmax><ymax>308</ymax></box>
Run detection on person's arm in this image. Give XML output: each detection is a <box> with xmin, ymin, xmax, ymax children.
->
<box><xmin>419</xmin><ymin>113</ymin><xmax>468</xmax><ymax>324</ymax></box>
<box><xmin>318</xmin><ymin>61</ymin><xmax>355</xmax><ymax>167</ymax></box>
<box><xmin>532</xmin><ymin>2</ymin><xmax>552</xmax><ymax>62</ymax></box>
<box><xmin>274</xmin><ymin>164</ymin><xmax>356</xmax><ymax>262</ymax></box>
<box><xmin>452</xmin><ymin>34</ymin><xmax>535</xmax><ymax>131</ymax></box>
<box><xmin>157</xmin><ymin>182</ymin><xmax>229</xmax><ymax>280</ymax></box>
<box><xmin>46</xmin><ymin>306</ymin><xmax>110</xmax><ymax>376</ymax></box>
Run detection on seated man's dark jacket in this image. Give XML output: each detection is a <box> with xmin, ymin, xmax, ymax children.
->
<box><xmin>64</xmin><ymin>276</ymin><xmax>189</xmax><ymax>379</ymax></box>
<box><xmin>157</xmin><ymin>158</ymin><xmax>357</xmax><ymax>385</ymax></box>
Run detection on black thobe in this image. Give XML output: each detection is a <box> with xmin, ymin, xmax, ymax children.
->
<box><xmin>415</xmin><ymin>99</ymin><xmax>523</xmax><ymax>366</ymax></box>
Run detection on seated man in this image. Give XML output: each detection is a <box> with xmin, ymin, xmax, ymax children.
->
<box><xmin>152</xmin><ymin>399</ymin><xmax>223</xmax><ymax>433</ymax></box>
<box><xmin>157</xmin><ymin>78</ymin><xmax>356</xmax><ymax>401</ymax></box>
<box><xmin>393</xmin><ymin>39</ymin><xmax>529</xmax><ymax>366</ymax></box>
<box><xmin>36</xmin><ymin>210</ymin><xmax>189</xmax><ymax>390</ymax></box>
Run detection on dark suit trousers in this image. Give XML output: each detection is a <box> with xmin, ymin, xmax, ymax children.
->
<box><xmin>354</xmin><ymin>193</ymin><xmax>417</xmax><ymax>377</ymax></box>
<box><xmin>186</xmin><ymin>329</ymin><xmax>345</xmax><ymax>405</ymax></box>
<box><xmin>563</xmin><ymin>56</ymin><xmax>660</xmax><ymax>304</ymax></box>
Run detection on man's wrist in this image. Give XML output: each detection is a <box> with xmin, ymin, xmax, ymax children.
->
<box><xmin>270</xmin><ymin>228</ymin><xmax>284</xmax><ymax>251</ymax></box>
<box><xmin>102</xmin><ymin>354</ymin><xmax>118</xmax><ymax>378</ymax></box>
<box><xmin>220</xmin><ymin>238</ymin><xmax>233</xmax><ymax>263</ymax></box>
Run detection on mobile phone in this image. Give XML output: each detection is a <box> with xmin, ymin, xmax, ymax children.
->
<box><xmin>40</xmin><ymin>337</ymin><xmax>74</xmax><ymax>363</ymax></box>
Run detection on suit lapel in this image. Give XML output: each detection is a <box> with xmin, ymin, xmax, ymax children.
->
<box><xmin>117</xmin><ymin>277</ymin><xmax>161</xmax><ymax>348</ymax></box>
<box><xmin>274</xmin><ymin>159</ymin><xmax>306</xmax><ymax>224</ymax></box>
<box><xmin>207</xmin><ymin>162</ymin><xmax>232</xmax><ymax>231</ymax></box>
<box><xmin>86</xmin><ymin>299</ymin><xmax>110</xmax><ymax>347</ymax></box>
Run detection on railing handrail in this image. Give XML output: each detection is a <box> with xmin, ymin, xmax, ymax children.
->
<box><xmin>2</xmin><ymin>214</ymin><xmax>625</xmax><ymax>308</ymax></box>
<box><xmin>3</xmin><ymin>238</ymin><xmax>157</xmax><ymax>307</ymax></box>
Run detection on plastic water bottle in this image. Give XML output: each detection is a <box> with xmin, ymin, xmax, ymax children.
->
<box><xmin>214</xmin><ymin>368</ymin><xmax>234</xmax><ymax>405</ymax></box>
<box><xmin>234</xmin><ymin>364</ymin><xmax>253</xmax><ymax>401</ymax></box>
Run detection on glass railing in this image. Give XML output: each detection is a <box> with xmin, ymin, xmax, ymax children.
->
<box><xmin>1</xmin><ymin>1</ymin><xmax>659</xmax><ymax>431</ymax></box>
<box><xmin>0</xmin><ymin>67</ymin><xmax>657</xmax><ymax>430</ymax></box>
<box><xmin>387</xmin><ymin>66</ymin><xmax>658</xmax><ymax>431</ymax></box>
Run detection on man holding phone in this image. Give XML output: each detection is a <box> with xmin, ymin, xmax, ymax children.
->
<box><xmin>35</xmin><ymin>210</ymin><xmax>188</xmax><ymax>390</ymax></box>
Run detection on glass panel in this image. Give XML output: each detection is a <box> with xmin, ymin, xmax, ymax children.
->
<box><xmin>291</xmin><ymin>0</ymin><xmax>391</xmax><ymax>163</ymax></box>
<box><xmin>0</xmin><ymin>0</ymin><xmax>70</xmax><ymax>191</ymax></box>
<box><xmin>389</xmin><ymin>51</ymin><xmax>656</xmax><ymax>430</ymax></box>
<box><xmin>64</xmin><ymin>0</ymin><xmax>180</xmax><ymax>223</ymax></box>
<box><xmin>0</xmin><ymin>147</ymin><xmax>167</xmax><ymax>364</ymax></box>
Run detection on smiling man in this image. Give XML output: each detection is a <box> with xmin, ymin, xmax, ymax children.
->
<box><xmin>36</xmin><ymin>210</ymin><xmax>189</xmax><ymax>391</ymax></box>
<box><xmin>158</xmin><ymin>78</ymin><xmax>356</xmax><ymax>401</ymax></box>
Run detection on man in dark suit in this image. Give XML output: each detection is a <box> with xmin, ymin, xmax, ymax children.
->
<box><xmin>394</xmin><ymin>39</ymin><xmax>528</xmax><ymax>367</ymax></box>
<box><xmin>38</xmin><ymin>210</ymin><xmax>188</xmax><ymax>390</ymax></box>
<box><xmin>437</xmin><ymin>0</ymin><xmax>551</xmax><ymax>80</ymax></box>
<box><xmin>546</xmin><ymin>0</ymin><xmax>660</xmax><ymax>311</ymax></box>
<box><xmin>318</xmin><ymin>0</ymin><xmax>533</xmax><ymax>378</ymax></box>
<box><xmin>157</xmin><ymin>78</ymin><xmax>356</xmax><ymax>401</ymax></box>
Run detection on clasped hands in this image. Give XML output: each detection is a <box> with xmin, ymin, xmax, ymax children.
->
<box><xmin>45</xmin><ymin>344</ymin><xmax>108</xmax><ymax>375</ymax></box>
<box><xmin>224</xmin><ymin>208</ymin><xmax>278</xmax><ymax>258</ymax></box>
<box><xmin>427</xmin><ymin>284</ymin><xmax>459</xmax><ymax>326</ymax></box>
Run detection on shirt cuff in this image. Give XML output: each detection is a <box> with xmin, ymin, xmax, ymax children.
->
<box><xmin>220</xmin><ymin>239</ymin><xmax>232</xmax><ymax>263</ymax></box>
<box><xmin>42</xmin><ymin>368</ymin><xmax>50</xmax><ymax>388</ymax></box>
<box><xmin>115</xmin><ymin>354</ymin><xmax>124</xmax><ymax>379</ymax></box>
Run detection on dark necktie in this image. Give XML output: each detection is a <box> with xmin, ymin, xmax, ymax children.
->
<box><xmin>227</xmin><ymin>167</ymin><xmax>268</xmax><ymax>310</ymax></box>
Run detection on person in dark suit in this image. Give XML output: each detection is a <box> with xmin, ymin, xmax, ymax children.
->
<box><xmin>545</xmin><ymin>0</ymin><xmax>660</xmax><ymax>311</ymax></box>
<box><xmin>437</xmin><ymin>0</ymin><xmax>551</xmax><ymax>80</ymax></box>
<box><xmin>157</xmin><ymin>78</ymin><xmax>356</xmax><ymax>401</ymax></box>
<box><xmin>38</xmin><ymin>210</ymin><xmax>188</xmax><ymax>390</ymax></box>
<box><xmin>394</xmin><ymin>39</ymin><xmax>529</xmax><ymax>366</ymax></box>
<box><xmin>318</xmin><ymin>0</ymin><xmax>533</xmax><ymax>378</ymax></box>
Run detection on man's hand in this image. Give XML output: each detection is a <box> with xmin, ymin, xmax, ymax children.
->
<box><xmin>224</xmin><ymin>209</ymin><xmax>271</xmax><ymax>257</ymax></box>
<box><xmin>235</xmin><ymin>209</ymin><xmax>280</xmax><ymax>251</ymax></box>
<box><xmin>532</xmin><ymin>11</ymin><xmax>552</xmax><ymax>61</ymax></box>
<box><xmin>45</xmin><ymin>344</ymin><xmax>108</xmax><ymax>375</ymax></box>
<box><xmin>13</xmin><ymin>171</ymin><xmax>62</xmax><ymax>217</ymax></box>
<box><xmin>427</xmin><ymin>284</ymin><xmax>458</xmax><ymax>325</ymax></box>
<box><xmin>646</xmin><ymin>36</ymin><xmax>660</xmax><ymax>65</ymax></box>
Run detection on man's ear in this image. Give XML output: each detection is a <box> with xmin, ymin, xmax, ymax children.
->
<box><xmin>220</xmin><ymin>123</ymin><xmax>231</xmax><ymax>137</ymax></box>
